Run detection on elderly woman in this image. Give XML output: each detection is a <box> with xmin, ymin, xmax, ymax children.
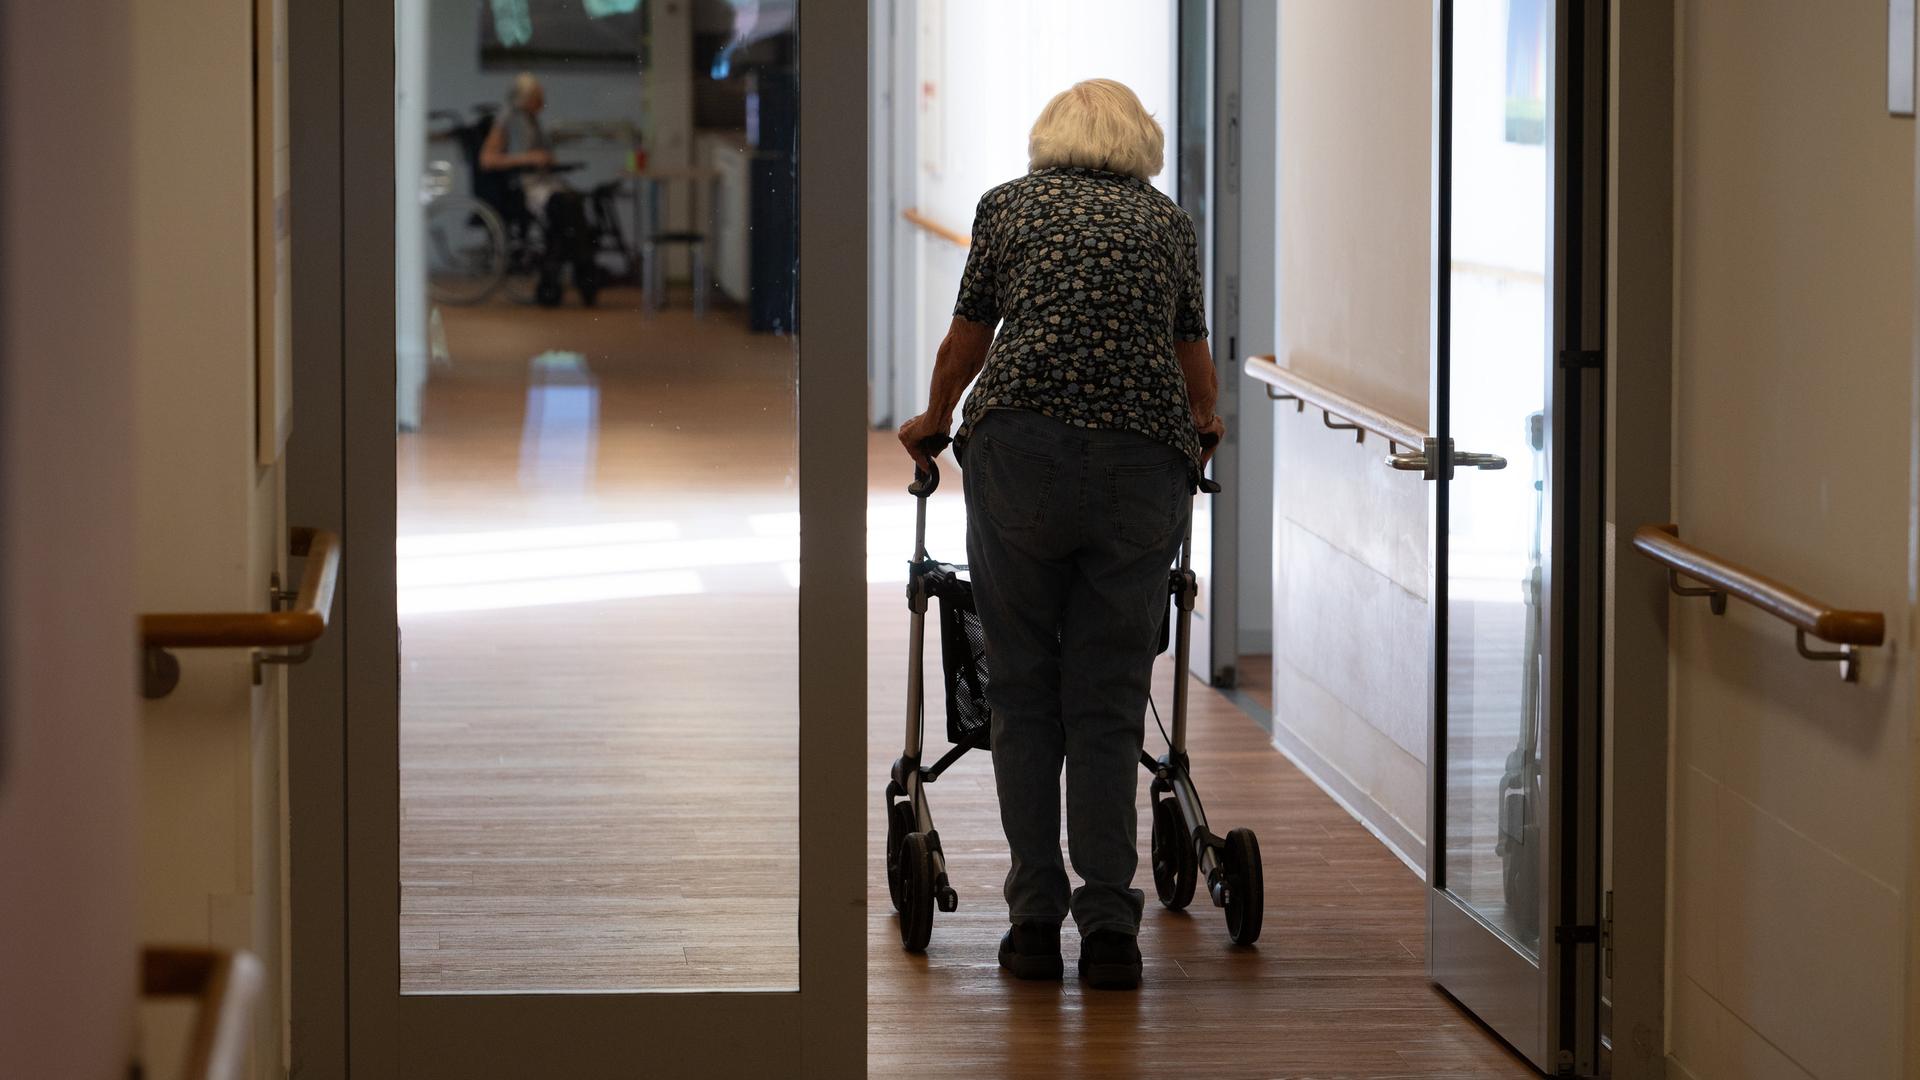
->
<box><xmin>897</xmin><ymin>78</ymin><xmax>1224</xmax><ymax>991</ymax></box>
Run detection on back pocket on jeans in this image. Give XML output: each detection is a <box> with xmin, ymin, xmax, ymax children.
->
<box><xmin>977</xmin><ymin>434</ymin><xmax>1058</xmax><ymax>533</ymax></box>
<box><xmin>1105</xmin><ymin>459</ymin><xmax>1185</xmax><ymax>553</ymax></box>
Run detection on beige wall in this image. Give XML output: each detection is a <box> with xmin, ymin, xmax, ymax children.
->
<box><xmin>1666</xmin><ymin>1</ymin><xmax>1914</xmax><ymax>1076</ymax></box>
<box><xmin>0</xmin><ymin>6</ymin><xmax>141</xmax><ymax>1079</ymax></box>
<box><xmin>1271</xmin><ymin>0</ymin><xmax>1433</xmax><ymax>864</ymax></box>
<box><xmin>131</xmin><ymin>1</ymin><xmax>289</xmax><ymax>1076</ymax></box>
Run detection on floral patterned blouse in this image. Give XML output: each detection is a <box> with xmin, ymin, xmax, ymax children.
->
<box><xmin>952</xmin><ymin>166</ymin><xmax>1208</xmax><ymax>468</ymax></box>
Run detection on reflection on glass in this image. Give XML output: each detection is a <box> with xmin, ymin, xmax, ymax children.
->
<box><xmin>1443</xmin><ymin>0</ymin><xmax>1551</xmax><ymax>957</ymax></box>
<box><xmin>395</xmin><ymin>0</ymin><xmax>799</xmax><ymax>993</ymax></box>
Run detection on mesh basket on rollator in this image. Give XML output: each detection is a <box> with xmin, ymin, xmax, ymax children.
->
<box><xmin>928</xmin><ymin>572</ymin><xmax>993</xmax><ymax>749</ymax></box>
<box><xmin>927</xmin><ymin>570</ymin><xmax>1173</xmax><ymax>752</ymax></box>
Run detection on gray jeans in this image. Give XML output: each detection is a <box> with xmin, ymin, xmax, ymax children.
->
<box><xmin>961</xmin><ymin>408</ymin><xmax>1192</xmax><ymax>937</ymax></box>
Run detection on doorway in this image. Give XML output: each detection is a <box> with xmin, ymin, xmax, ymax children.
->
<box><xmin>291</xmin><ymin>1</ymin><xmax>865</xmax><ymax>1074</ymax></box>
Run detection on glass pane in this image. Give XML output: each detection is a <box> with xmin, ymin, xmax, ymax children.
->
<box><xmin>394</xmin><ymin>0</ymin><xmax>799</xmax><ymax>993</ymax></box>
<box><xmin>1442</xmin><ymin>0</ymin><xmax>1551</xmax><ymax>958</ymax></box>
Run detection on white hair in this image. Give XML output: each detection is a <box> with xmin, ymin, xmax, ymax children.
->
<box><xmin>1027</xmin><ymin>79</ymin><xmax>1165</xmax><ymax>180</ymax></box>
<box><xmin>509</xmin><ymin>72</ymin><xmax>542</xmax><ymax>108</ymax></box>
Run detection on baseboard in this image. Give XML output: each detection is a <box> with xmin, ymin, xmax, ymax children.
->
<box><xmin>1268</xmin><ymin>721</ymin><xmax>1428</xmax><ymax>880</ymax></box>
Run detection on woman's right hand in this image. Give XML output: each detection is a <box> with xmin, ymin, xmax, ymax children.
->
<box><xmin>897</xmin><ymin>411</ymin><xmax>950</xmax><ymax>471</ymax></box>
<box><xmin>1194</xmin><ymin>413</ymin><xmax>1226</xmax><ymax>466</ymax></box>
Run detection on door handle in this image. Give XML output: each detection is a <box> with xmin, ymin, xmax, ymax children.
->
<box><xmin>1381</xmin><ymin>439</ymin><xmax>1507</xmax><ymax>480</ymax></box>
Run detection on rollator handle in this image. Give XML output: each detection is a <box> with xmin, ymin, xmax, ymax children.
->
<box><xmin>909</xmin><ymin>434</ymin><xmax>953</xmax><ymax>498</ymax></box>
<box><xmin>1195</xmin><ymin>431</ymin><xmax>1222</xmax><ymax>494</ymax></box>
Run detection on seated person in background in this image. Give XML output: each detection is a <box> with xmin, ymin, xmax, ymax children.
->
<box><xmin>480</xmin><ymin>72</ymin><xmax>600</xmax><ymax>303</ymax></box>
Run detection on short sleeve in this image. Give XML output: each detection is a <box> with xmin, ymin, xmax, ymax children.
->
<box><xmin>951</xmin><ymin>192</ymin><xmax>1002</xmax><ymax>326</ymax></box>
<box><xmin>1173</xmin><ymin>211</ymin><xmax>1209</xmax><ymax>341</ymax></box>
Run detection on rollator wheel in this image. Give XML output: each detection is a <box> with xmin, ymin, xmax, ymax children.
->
<box><xmin>898</xmin><ymin>832</ymin><xmax>935</xmax><ymax>953</ymax></box>
<box><xmin>884</xmin><ymin>781</ymin><xmax>915</xmax><ymax>912</ymax></box>
<box><xmin>1150</xmin><ymin>796</ymin><xmax>1198</xmax><ymax>910</ymax></box>
<box><xmin>1221</xmin><ymin>827</ymin><xmax>1264</xmax><ymax>946</ymax></box>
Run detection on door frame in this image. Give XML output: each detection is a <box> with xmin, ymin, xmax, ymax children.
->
<box><xmin>288</xmin><ymin>1</ymin><xmax>868</xmax><ymax>1075</ymax></box>
<box><xmin>1423</xmin><ymin>0</ymin><xmax>1609</xmax><ymax>1073</ymax></box>
<box><xmin>1601</xmin><ymin>0</ymin><xmax>1674</xmax><ymax>1075</ymax></box>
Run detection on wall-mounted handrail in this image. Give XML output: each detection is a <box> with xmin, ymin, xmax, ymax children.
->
<box><xmin>140</xmin><ymin>526</ymin><xmax>341</xmax><ymax>697</ymax></box>
<box><xmin>1244</xmin><ymin>355</ymin><xmax>1427</xmax><ymax>452</ymax></box>
<box><xmin>1631</xmin><ymin>523</ymin><xmax>1885</xmax><ymax>681</ymax></box>
<box><xmin>142</xmin><ymin>946</ymin><xmax>263</xmax><ymax>1080</ymax></box>
<box><xmin>902</xmin><ymin>207</ymin><xmax>971</xmax><ymax>249</ymax></box>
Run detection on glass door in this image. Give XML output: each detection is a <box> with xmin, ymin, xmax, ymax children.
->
<box><xmin>1425</xmin><ymin>0</ymin><xmax>1603</xmax><ymax>1073</ymax></box>
<box><xmin>335</xmin><ymin>1</ymin><xmax>863</xmax><ymax>1074</ymax></box>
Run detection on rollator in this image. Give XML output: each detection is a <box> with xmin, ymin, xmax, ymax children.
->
<box><xmin>884</xmin><ymin>434</ymin><xmax>1265</xmax><ymax>952</ymax></box>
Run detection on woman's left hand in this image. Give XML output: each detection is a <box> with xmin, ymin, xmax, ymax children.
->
<box><xmin>897</xmin><ymin>412</ymin><xmax>950</xmax><ymax>470</ymax></box>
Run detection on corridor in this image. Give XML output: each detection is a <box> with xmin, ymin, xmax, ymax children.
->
<box><xmin>862</xmin><ymin>451</ymin><xmax>1530</xmax><ymax>1077</ymax></box>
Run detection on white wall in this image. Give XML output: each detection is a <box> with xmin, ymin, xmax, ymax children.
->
<box><xmin>0</xmin><ymin>6</ymin><xmax>141</xmax><ymax>1078</ymax></box>
<box><xmin>1665</xmin><ymin>2</ymin><xmax>1914</xmax><ymax>1075</ymax></box>
<box><xmin>132</xmin><ymin>2</ymin><xmax>290</xmax><ymax>1075</ymax></box>
<box><xmin>1269</xmin><ymin>0</ymin><xmax>1434</xmax><ymax>864</ymax></box>
<box><xmin>898</xmin><ymin>0</ymin><xmax>1179</xmax><ymax>420</ymax></box>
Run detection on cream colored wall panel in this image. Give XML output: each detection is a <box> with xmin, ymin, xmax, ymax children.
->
<box><xmin>1273</xmin><ymin>662</ymin><xmax>1427</xmax><ymax>849</ymax></box>
<box><xmin>1277</xmin><ymin>518</ymin><xmax>1427</xmax><ymax>760</ymax></box>
<box><xmin>1670</xmin><ymin>765</ymin><xmax>1718</xmax><ymax>989</ymax></box>
<box><xmin>1719</xmin><ymin>1012</ymin><xmax>1816</xmax><ymax>1080</ymax></box>
<box><xmin>1274</xmin><ymin>410</ymin><xmax>1427</xmax><ymax>600</ymax></box>
<box><xmin>131</xmin><ymin>0</ymin><xmax>290</xmax><ymax>1074</ymax></box>
<box><xmin>1269</xmin><ymin>0</ymin><xmax>1436</xmax><ymax>868</ymax></box>
<box><xmin>1671</xmin><ymin>0</ymin><xmax>1915</xmax><ymax>1067</ymax></box>
<box><xmin>1277</xmin><ymin>0</ymin><xmax>1432</xmax><ymax>423</ymax></box>
<box><xmin>1710</xmin><ymin>786</ymin><xmax>1903</xmax><ymax>1079</ymax></box>
<box><xmin>1675</xmin><ymin>596</ymin><xmax>1907</xmax><ymax>883</ymax></box>
<box><xmin>1668</xmin><ymin>976</ymin><xmax>1724</xmax><ymax>1079</ymax></box>
<box><xmin>0</xmin><ymin>8</ymin><xmax>140</xmax><ymax>1076</ymax></box>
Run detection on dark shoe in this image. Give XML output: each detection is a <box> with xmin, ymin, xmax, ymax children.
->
<box><xmin>1077</xmin><ymin>930</ymin><xmax>1142</xmax><ymax>990</ymax></box>
<box><xmin>997</xmin><ymin>922</ymin><xmax>1064</xmax><ymax>981</ymax></box>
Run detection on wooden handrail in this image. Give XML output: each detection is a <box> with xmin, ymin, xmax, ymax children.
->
<box><xmin>1244</xmin><ymin>355</ymin><xmax>1428</xmax><ymax>452</ymax></box>
<box><xmin>1632</xmin><ymin>523</ymin><xmax>1885</xmax><ymax>682</ymax></box>
<box><xmin>142</xmin><ymin>946</ymin><xmax>263</xmax><ymax>1080</ymax></box>
<box><xmin>902</xmin><ymin>207</ymin><xmax>971</xmax><ymax>249</ymax></box>
<box><xmin>1631</xmin><ymin>524</ymin><xmax>1884</xmax><ymax>645</ymax></box>
<box><xmin>142</xmin><ymin>527</ymin><xmax>340</xmax><ymax>649</ymax></box>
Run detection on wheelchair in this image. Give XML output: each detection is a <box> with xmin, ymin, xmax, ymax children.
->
<box><xmin>424</xmin><ymin>106</ymin><xmax>628</xmax><ymax>307</ymax></box>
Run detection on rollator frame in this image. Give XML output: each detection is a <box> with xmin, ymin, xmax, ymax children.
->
<box><xmin>886</xmin><ymin>433</ymin><xmax>1262</xmax><ymax>952</ymax></box>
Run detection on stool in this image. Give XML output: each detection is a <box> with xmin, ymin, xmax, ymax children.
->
<box><xmin>641</xmin><ymin>231</ymin><xmax>709</xmax><ymax>316</ymax></box>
